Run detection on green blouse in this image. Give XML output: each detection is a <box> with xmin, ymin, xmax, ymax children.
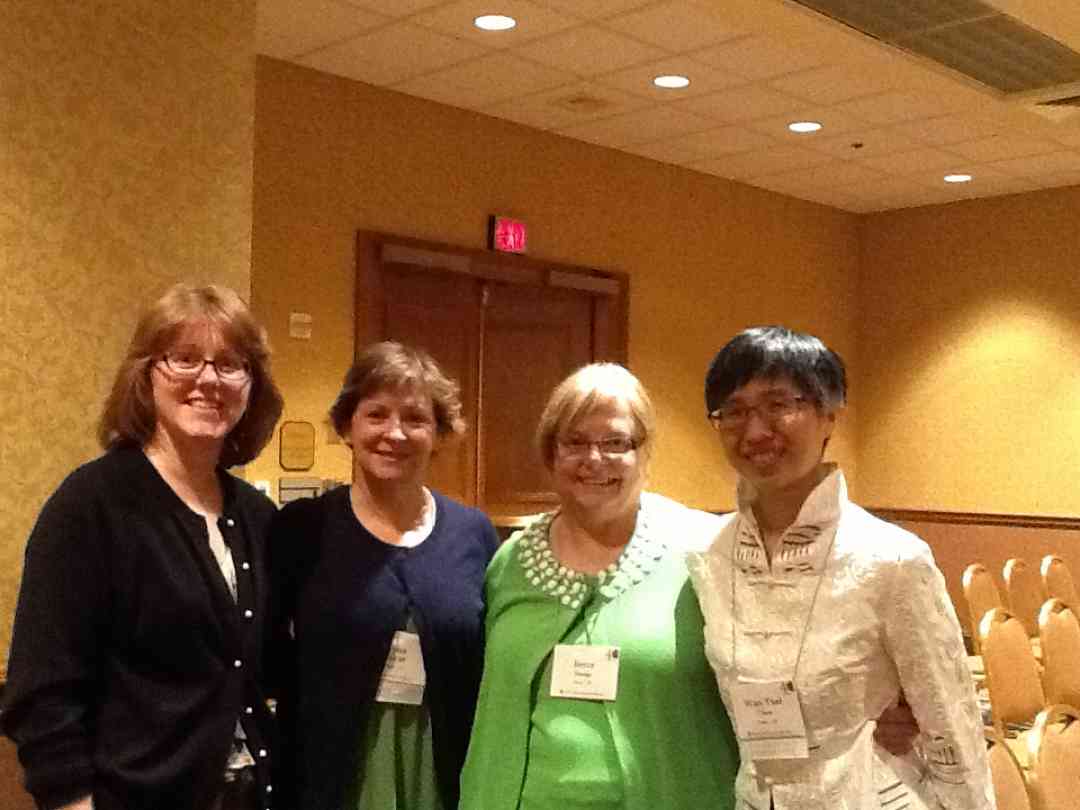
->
<box><xmin>459</xmin><ymin>493</ymin><xmax>739</xmax><ymax>810</ymax></box>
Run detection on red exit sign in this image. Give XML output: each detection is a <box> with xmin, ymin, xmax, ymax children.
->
<box><xmin>488</xmin><ymin>215</ymin><xmax>527</xmax><ymax>254</ymax></box>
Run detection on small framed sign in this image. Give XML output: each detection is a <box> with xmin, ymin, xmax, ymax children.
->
<box><xmin>488</xmin><ymin>215</ymin><xmax>527</xmax><ymax>254</ymax></box>
<box><xmin>279</xmin><ymin>421</ymin><xmax>316</xmax><ymax>471</ymax></box>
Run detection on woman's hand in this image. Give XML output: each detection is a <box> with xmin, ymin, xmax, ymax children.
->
<box><xmin>875</xmin><ymin>696</ymin><xmax>919</xmax><ymax>755</ymax></box>
<box><xmin>57</xmin><ymin>797</ymin><xmax>93</xmax><ymax>810</ymax></box>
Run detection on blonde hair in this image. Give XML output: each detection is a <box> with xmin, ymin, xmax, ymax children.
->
<box><xmin>329</xmin><ymin>341</ymin><xmax>466</xmax><ymax>439</ymax></box>
<box><xmin>535</xmin><ymin>363</ymin><xmax>655</xmax><ymax>468</ymax></box>
<box><xmin>97</xmin><ymin>283</ymin><xmax>283</xmax><ymax>467</ymax></box>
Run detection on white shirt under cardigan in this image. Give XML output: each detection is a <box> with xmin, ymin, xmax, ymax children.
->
<box><xmin>688</xmin><ymin>467</ymin><xmax>995</xmax><ymax>810</ymax></box>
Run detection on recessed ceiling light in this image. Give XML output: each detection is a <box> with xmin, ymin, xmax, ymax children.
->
<box><xmin>788</xmin><ymin>121</ymin><xmax>822</xmax><ymax>134</ymax></box>
<box><xmin>944</xmin><ymin>173</ymin><xmax>973</xmax><ymax>183</ymax></box>
<box><xmin>474</xmin><ymin>14</ymin><xmax>516</xmax><ymax>31</ymax></box>
<box><xmin>653</xmin><ymin>74</ymin><xmax>690</xmax><ymax>89</ymax></box>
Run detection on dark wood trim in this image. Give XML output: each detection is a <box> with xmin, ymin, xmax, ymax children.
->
<box><xmin>869</xmin><ymin>507</ymin><xmax>1080</xmax><ymax>532</ymax></box>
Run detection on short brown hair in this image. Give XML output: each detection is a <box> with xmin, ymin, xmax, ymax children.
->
<box><xmin>536</xmin><ymin>363</ymin><xmax>655</xmax><ymax>468</ymax></box>
<box><xmin>329</xmin><ymin>341</ymin><xmax>465</xmax><ymax>439</ymax></box>
<box><xmin>97</xmin><ymin>283</ymin><xmax>284</xmax><ymax>467</ymax></box>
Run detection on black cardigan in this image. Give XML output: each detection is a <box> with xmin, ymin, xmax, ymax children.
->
<box><xmin>267</xmin><ymin>487</ymin><xmax>498</xmax><ymax>810</ymax></box>
<box><xmin>2</xmin><ymin>446</ymin><xmax>278</xmax><ymax>810</ymax></box>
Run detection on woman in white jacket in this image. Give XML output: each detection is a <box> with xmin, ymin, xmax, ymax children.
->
<box><xmin>689</xmin><ymin>325</ymin><xmax>993</xmax><ymax>810</ymax></box>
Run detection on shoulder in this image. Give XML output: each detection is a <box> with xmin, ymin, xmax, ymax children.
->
<box><xmin>640</xmin><ymin>492</ymin><xmax>731</xmax><ymax>554</ymax></box>
<box><xmin>40</xmin><ymin>448</ymin><xmax>139</xmax><ymax>515</ymax></box>
<box><xmin>838</xmin><ymin>503</ymin><xmax>933</xmax><ymax>565</ymax></box>
<box><xmin>431</xmin><ymin>490</ymin><xmax>499</xmax><ymax>553</ymax></box>
<box><xmin>225</xmin><ymin>474</ymin><xmax>277</xmax><ymax>521</ymax></box>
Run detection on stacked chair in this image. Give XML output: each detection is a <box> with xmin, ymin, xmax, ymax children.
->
<box><xmin>968</xmin><ymin>555</ymin><xmax>1080</xmax><ymax>809</ymax></box>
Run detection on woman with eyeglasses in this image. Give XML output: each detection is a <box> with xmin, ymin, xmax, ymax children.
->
<box><xmin>459</xmin><ymin>363</ymin><xmax>739</xmax><ymax>810</ymax></box>
<box><xmin>3</xmin><ymin>284</ymin><xmax>283</xmax><ymax>810</ymax></box>
<box><xmin>267</xmin><ymin>341</ymin><xmax>498</xmax><ymax>810</ymax></box>
<box><xmin>689</xmin><ymin>326</ymin><xmax>993</xmax><ymax>810</ymax></box>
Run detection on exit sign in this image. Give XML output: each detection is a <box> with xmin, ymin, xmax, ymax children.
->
<box><xmin>489</xmin><ymin>215</ymin><xmax>527</xmax><ymax>254</ymax></box>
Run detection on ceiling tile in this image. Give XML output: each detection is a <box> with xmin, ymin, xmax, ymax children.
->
<box><xmin>768</xmin><ymin>63</ymin><xmax>895</xmax><ymax>105</ymax></box>
<box><xmin>336</xmin><ymin>0</ymin><xmax>445</xmax><ymax>15</ymax></box>
<box><xmin>300</xmin><ymin>21</ymin><xmax>487</xmax><ymax>85</ymax></box>
<box><xmin>690</xmin><ymin>145</ymin><xmax>833</xmax><ymax>179</ymax></box>
<box><xmin>528</xmin><ymin>0</ymin><xmax>657</xmax><ymax>20</ymax></box>
<box><xmin>858</xmin><ymin>147</ymin><xmax>968</xmax><ymax>175</ymax></box>
<box><xmin>603</xmin><ymin>0</ymin><xmax>746</xmax><ymax>52</ymax></box>
<box><xmin>796</xmin><ymin>127</ymin><xmax>921</xmax><ymax>160</ymax></box>
<box><xmin>744</xmin><ymin>105</ymin><xmax>870</xmax><ymax>141</ymax></box>
<box><xmin>833</xmin><ymin>90</ymin><xmax>956</xmax><ymax>126</ymax></box>
<box><xmin>690</xmin><ymin>34</ymin><xmax>829</xmax><ymax>80</ymax></box>
<box><xmin>888</xmin><ymin>114</ymin><xmax>1006</xmax><ymax>147</ymax></box>
<box><xmin>592</xmin><ymin>56</ymin><xmax>748</xmax><ymax>101</ymax></box>
<box><xmin>752</xmin><ymin>160</ymin><xmax>885</xmax><ymax>194</ymax></box>
<box><xmin>393</xmin><ymin>51</ymin><xmax>577</xmax><ymax>108</ymax></box>
<box><xmin>481</xmin><ymin>82</ymin><xmax>648</xmax><ymax>131</ymax></box>
<box><xmin>947</xmin><ymin>135</ymin><xmax>1062</xmax><ymax>163</ymax></box>
<box><xmin>986</xmin><ymin>150</ymin><xmax>1080</xmax><ymax>178</ymax></box>
<box><xmin>410</xmin><ymin>0</ymin><xmax>578</xmax><ymax>46</ymax></box>
<box><xmin>907</xmin><ymin>164</ymin><xmax>1038</xmax><ymax>195</ymax></box>
<box><xmin>674</xmin><ymin>84</ymin><xmax>805</xmax><ymax>123</ymax></box>
<box><xmin>556</xmin><ymin>105</ymin><xmax>713</xmax><ymax>148</ymax></box>
<box><xmin>513</xmin><ymin>25</ymin><xmax>666</xmax><ymax>77</ymax></box>
<box><xmin>256</xmin><ymin>0</ymin><xmax>389</xmax><ymax>59</ymax></box>
<box><xmin>624</xmin><ymin>124</ymin><xmax>778</xmax><ymax>163</ymax></box>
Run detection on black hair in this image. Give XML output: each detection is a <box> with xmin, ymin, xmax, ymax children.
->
<box><xmin>704</xmin><ymin>326</ymin><xmax>847</xmax><ymax>415</ymax></box>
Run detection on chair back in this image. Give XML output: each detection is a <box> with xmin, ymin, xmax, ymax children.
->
<box><xmin>1040</xmin><ymin>556</ymin><xmax>1078</xmax><ymax>610</ymax></box>
<box><xmin>1037</xmin><ymin>599</ymin><xmax>1080</xmax><ymax>707</ymax></box>
<box><xmin>1026</xmin><ymin>704</ymin><xmax>1080</xmax><ymax>810</ymax></box>
<box><xmin>988</xmin><ymin>730</ymin><xmax>1034</xmax><ymax>810</ymax></box>
<box><xmin>964</xmin><ymin>562</ymin><xmax>1003</xmax><ymax>652</ymax></box>
<box><xmin>1005</xmin><ymin>558</ymin><xmax>1043</xmax><ymax>638</ymax></box>
<box><xmin>980</xmin><ymin>607</ymin><xmax>1046</xmax><ymax>732</ymax></box>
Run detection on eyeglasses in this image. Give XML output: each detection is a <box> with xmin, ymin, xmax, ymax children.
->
<box><xmin>159</xmin><ymin>351</ymin><xmax>251</xmax><ymax>384</ymax></box>
<box><xmin>709</xmin><ymin>394</ymin><xmax>807</xmax><ymax>432</ymax></box>
<box><xmin>557</xmin><ymin>435</ymin><xmax>638</xmax><ymax>459</ymax></box>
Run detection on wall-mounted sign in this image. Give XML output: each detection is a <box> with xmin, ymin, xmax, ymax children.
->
<box><xmin>279</xmin><ymin>421</ymin><xmax>316</xmax><ymax>471</ymax></box>
<box><xmin>488</xmin><ymin>215</ymin><xmax>527</xmax><ymax>254</ymax></box>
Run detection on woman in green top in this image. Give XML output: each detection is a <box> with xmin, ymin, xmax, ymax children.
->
<box><xmin>459</xmin><ymin>363</ymin><xmax>739</xmax><ymax>810</ymax></box>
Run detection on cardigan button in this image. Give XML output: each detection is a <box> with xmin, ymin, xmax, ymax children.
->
<box><xmin>245</xmin><ymin>706</ymin><xmax>254</xmax><ymax>715</ymax></box>
<box><xmin>259</xmin><ymin>748</ymin><xmax>267</xmax><ymax>758</ymax></box>
<box><xmin>244</xmin><ymin>609</ymin><xmax>254</xmax><ymax>619</ymax></box>
<box><xmin>234</xmin><ymin>659</ymin><xmax>243</xmax><ymax>668</ymax></box>
<box><xmin>241</xmin><ymin>562</ymin><xmax>250</xmax><ymax>571</ymax></box>
<box><xmin>266</xmin><ymin>784</ymin><xmax>273</xmax><ymax>793</ymax></box>
<box><xmin>226</xmin><ymin>518</ymin><xmax>235</xmax><ymax>527</ymax></box>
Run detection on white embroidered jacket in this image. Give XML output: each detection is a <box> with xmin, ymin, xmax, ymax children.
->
<box><xmin>688</xmin><ymin>468</ymin><xmax>995</xmax><ymax>810</ymax></box>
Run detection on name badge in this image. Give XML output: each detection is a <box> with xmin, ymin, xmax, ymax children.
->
<box><xmin>550</xmin><ymin>644</ymin><xmax>620</xmax><ymax>701</ymax></box>
<box><xmin>375</xmin><ymin>631</ymin><xmax>426</xmax><ymax>706</ymax></box>
<box><xmin>731</xmin><ymin>680</ymin><xmax>809</xmax><ymax>760</ymax></box>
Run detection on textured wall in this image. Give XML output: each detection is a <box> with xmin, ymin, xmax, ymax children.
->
<box><xmin>249</xmin><ymin>58</ymin><xmax>861</xmax><ymax>511</ymax></box>
<box><xmin>0</xmin><ymin>2</ymin><xmax>257</xmax><ymax>666</ymax></box>
<box><xmin>859</xmin><ymin>187</ymin><xmax>1080</xmax><ymax>515</ymax></box>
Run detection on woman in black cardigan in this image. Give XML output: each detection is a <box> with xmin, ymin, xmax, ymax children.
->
<box><xmin>268</xmin><ymin>341</ymin><xmax>498</xmax><ymax>810</ymax></box>
<box><xmin>3</xmin><ymin>284</ymin><xmax>284</xmax><ymax>810</ymax></box>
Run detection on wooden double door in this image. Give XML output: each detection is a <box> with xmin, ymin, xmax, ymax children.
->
<box><xmin>358</xmin><ymin>232</ymin><xmax>627</xmax><ymax>522</ymax></box>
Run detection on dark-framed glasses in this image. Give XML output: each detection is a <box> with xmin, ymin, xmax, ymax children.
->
<box><xmin>159</xmin><ymin>350</ymin><xmax>251</xmax><ymax>383</ymax></box>
<box><xmin>557</xmin><ymin>435</ymin><xmax>638</xmax><ymax>459</ymax></box>
<box><xmin>709</xmin><ymin>394</ymin><xmax>807</xmax><ymax>432</ymax></box>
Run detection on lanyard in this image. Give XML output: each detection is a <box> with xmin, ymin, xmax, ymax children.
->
<box><xmin>730</xmin><ymin>515</ymin><xmax>838</xmax><ymax>686</ymax></box>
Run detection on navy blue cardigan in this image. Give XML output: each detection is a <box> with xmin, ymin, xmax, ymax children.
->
<box><xmin>267</xmin><ymin>487</ymin><xmax>498</xmax><ymax>810</ymax></box>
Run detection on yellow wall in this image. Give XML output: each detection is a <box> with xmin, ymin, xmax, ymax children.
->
<box><xmin>858</xmin><ymin>187</ymin><xmax>1080</xmax><ymax>515</ymax></box>
<box><xmin>1</xmin><ymin>4</ymin><xmax>257</xmax><ymax>660</ymax></box>
<box><xmin>248</xmin><ymin>58</ymin><xmax>861</xmax><ymax>511</ymax></box>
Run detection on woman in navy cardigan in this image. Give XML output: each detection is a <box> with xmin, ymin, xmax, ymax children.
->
<box><xmin>268</xmin><ymin>342</ymin><xmax>498</xmax><ymax>810</ymax></box>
